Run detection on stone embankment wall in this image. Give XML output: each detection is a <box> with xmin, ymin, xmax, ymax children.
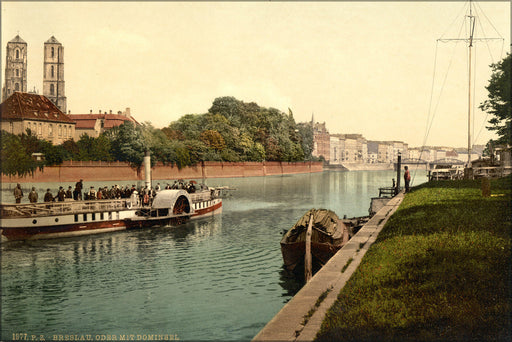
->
<box><xmin>2</xmin><ymin>161</ymin><xmax>323</xmax><ymax>184</ymax></box>
<box><xmin>325</xmin><ymin>163</ymin><xmax>394</xmax><ymax>171</ymax></box>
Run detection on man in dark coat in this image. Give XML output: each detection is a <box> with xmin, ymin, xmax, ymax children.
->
<box><xmin>75</xmin><ymin>179</ymin><xmax>83</xmax><ymax>200</ymax></box>
<box><xmin>65</xmin><ymin>186</ymin><xmax>73</xmax><ymax>199</ymax></box>
<box><xmin>14</xmin><ymin>183</ymin><xmax>23</xmax><ymax>203</ymax></box>
<box><xmin>57</xmin><ymin>186</ymin><xmax>66</xmax><ymax>201</ymax></box>
<box><xmin>28</xmin><ymin>187</ymin><xmax>38</xmax><ymax>203</ymax></box>
<box><xmin>44</xmin><ymin>189</ymin><xmax>54</xmax><ymax>202</ymax></box>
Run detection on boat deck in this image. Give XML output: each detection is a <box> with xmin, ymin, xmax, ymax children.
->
<box><xmin>1</xmin><ymin>199</ymin><xmax>133</xmax><ymax>218</ymax></box>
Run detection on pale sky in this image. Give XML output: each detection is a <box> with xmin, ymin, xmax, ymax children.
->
<box><xmin>1</xmin><ymin>1</ymin><xmax>510</xmax><ymax>148</ymax></box>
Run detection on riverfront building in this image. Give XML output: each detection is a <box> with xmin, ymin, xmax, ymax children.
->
<box><xmin>69</xmin><ymin>108</ymin><xmax>139</xmax><ymax>140</ymax></box>
<box><xmin>312</xmin><ymin>121</ymin><xmax>330</xmax><ymax>162</ymax></box>
<box><xmin>0</xmin><ymin>92</ymin><xmax>75</xmax><ymax>144</ymax></box>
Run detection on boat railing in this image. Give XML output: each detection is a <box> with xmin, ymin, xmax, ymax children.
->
<box><xmin>189</xmin><ymin>191</ymin><xmax>213</xmax><ymax>202</ymax></box>
<box><xmin>0</xmin><ymin>199</ymin><xmax>135</xmax><ymax>218</ymax></box>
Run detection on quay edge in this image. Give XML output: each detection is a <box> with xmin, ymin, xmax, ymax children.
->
<box><xmin>252</xmin><ymin>193</ymin><xmax>404</xmax><ymax>342</ymax></box>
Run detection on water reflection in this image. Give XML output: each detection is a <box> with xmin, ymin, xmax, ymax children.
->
<box><xmin>1</xmin><ymin>171</ymin><xmax>426</xmax><ymax>341</ymax></box>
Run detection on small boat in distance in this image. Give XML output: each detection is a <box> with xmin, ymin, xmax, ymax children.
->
<box><xmin>281</xmin><ymin>209</ymin><xmax>356</xmax><ymax>273</ymax></box>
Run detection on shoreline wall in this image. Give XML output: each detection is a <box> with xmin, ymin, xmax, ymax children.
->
<box><xmin>1</xmin><ymin>161</ymin><xmax>323</xmax><ymax>184</ymax></box>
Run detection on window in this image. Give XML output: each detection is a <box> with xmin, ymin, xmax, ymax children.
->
<box><xmin>15</xmin><ymin>69</ymin><xmax>19</xmax><ymax>77</ymax></box>
<box><xmin>15</xmin><ymin>49</ymin><xmax>19</xmax><ymax>59</ymax></box>
<box><xmin>50</xmin><ymin>84</ymin><xmax>54</xmax><ymax>95</ymax></box>
<box><xmin>51</xmin><ymin>66</ymin><xmax>54</xmax><ymax>78</ymax></box>
<box><xmin>49</xmin><ymin>124</ymin><xmax>53</xmax><ymax>136</ymax></box>
<box><xmin>51</xmin><ymin>47</ymin><xmax>54</xmax><ymax>58</ymax></box>
<box><xmin>58</xmin><ymin>125</ymin><xmax>62</xmax><ymax>136</ymax></box>
<box><xmin>15</xmin><ymin>83</ymin><xmax>19</xmax><ymax>91</ymax></box>
<box><xmin>83</xmin><ymin>214</ymin><xmax>87</xmax><ymax>221</ymax></box>
<box><xmin>38</xmin><ymin>123</ymin><xmax>42</xmax><ymax>135</ymax></box>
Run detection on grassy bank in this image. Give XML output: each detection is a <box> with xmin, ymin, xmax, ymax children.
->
<box><xmin>316</xmin><ymin>176</ymin><xmax>511</xmax><ymax>341</ymax></box>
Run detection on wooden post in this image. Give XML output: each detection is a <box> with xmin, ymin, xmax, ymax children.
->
<box><xmin>395</xmin><ymin>153</ymin><xmax>401</xmax><ymax>195</ymax></box>
<box><xmin>305</xmin><ymin>214</ymin><xmax>314</xmax><ymax>283</ymax></box>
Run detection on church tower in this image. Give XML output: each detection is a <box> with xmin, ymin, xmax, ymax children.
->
<box><xmin>2</xmin><ymin>35</ymin><xmax>28</xmax><ymax>101</ymax></box>
<box><xmin>43</xmin><ymin>36</ymin><xmax>66</xmax><ymax>113</ymax></box>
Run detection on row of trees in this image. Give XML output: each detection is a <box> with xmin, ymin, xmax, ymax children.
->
<box><xmin>1</xmin><ymin>97</ymin><xmax>316</xmax><ymax>177</ymax></box>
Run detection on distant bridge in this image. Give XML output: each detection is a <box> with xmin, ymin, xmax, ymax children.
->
<box><xmin>401</xmin><ymin>158</ymin><xmax>428</xmax><ymax>165</ymax></box>
<box><xmin>431</xmin><ymin>158</ymin><xmax>465</xmax><ymax>166</ymax></box>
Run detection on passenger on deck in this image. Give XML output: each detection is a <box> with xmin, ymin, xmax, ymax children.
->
<box><xmin>88</xmin><ymin>186</ymin><xmax>97</xmax><ymax>200</ymax></box>
<box><xmin>75</xmin><ymin>179</ymin><xmax>83</xmax><ymax>200</ymax></box>
<box><xmin>44</xmin><ymin>189</ymin><xmax>54</xmax><ymax>202</ymax></box>
<box><xmin>57</xmin><ymin>186</ymin><xmax>66</xmax><ymax>201</ymax></box>
<box><xmin>66</xmin><ymin>186</ymin><xmax>73</xmax><ymax>199</ymax></box>
<box><xmin>14</xmin><ymin>183</ymin><xmax>24</xmax><ymax>203</ymax></box>
<box><xmin>28</xmin><ymin>187</ymin><xmax>38</xmax><ymax>203</ymax></box>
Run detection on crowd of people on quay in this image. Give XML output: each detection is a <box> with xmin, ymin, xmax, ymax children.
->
<box><xmin>13</xmin><ymin>179</ymin><xmax>206</xmax><ymax>205</ymax></box>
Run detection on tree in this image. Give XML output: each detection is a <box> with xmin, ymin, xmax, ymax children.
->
<box><xmin>0</xmin><ymin>131</ymin><xmax>39</xmax><ymax>176</ymax></box>
<box><xmin>480</xmin><ymin>53</ymin><xmax>511</xmax><ymax>146</ymax></box>
<box><xmin>200</xmin><ymin>129</ymin><xmax>226</xmax><ymax>151</ymax></box>
<box><xmin>104</xmin><ymin>122</ymin><xmax>146</xmax><ymax>170</ymax></box>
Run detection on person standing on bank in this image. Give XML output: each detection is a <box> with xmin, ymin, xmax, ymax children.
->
<box><xmin>404</xmin><ymin>166</ymin><xmax>411</xmax><ymax>193</ymax></box>
<box><xmin>14</xmin><ymin>184</ymin><xmax>24</xmax><ymax>203</ymax></box>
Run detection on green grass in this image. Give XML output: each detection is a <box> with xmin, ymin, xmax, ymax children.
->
<box><xmin>315</xmin><ymin>176</ymin><xmax>511</xmax><ymax>341</ymax></box>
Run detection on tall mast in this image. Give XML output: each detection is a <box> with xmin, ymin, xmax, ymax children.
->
<box><xmin>438</xmin><ymin>0</ymin><xmax>503</xmax><ymax>168</ymax></box>
<box><xmin>467</xmin><ymin>1</ymin><xmax>476</xmax><ymax>166</ymax></box>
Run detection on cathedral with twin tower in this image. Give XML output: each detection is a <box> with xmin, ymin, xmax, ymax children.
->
<box><xmin>2</xmin><ymin>35</ymin><xmax>67</xmax><ymax>113</ymax></box>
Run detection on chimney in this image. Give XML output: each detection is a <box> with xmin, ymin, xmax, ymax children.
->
<box><xmin>109</xmin><ymin>110</ymin><xmax>112</xmax><ymax>114</ymax></box>
<box><xmin>90</xmin><ymin>110</ymin><xmax>92</xmax><ymax>114</ymax></box>
<box><xmin>99</xmin><ymin>109</ymin><xmax>101</xmax><ymax>114</ymax></box>
<box><xmin>125</xmin><ymin>107</ymin><xmax>131</xmax><ymax>118</ymax></box>
<box><xmin>117</xmin><ymin>111</ymin><xmax>122</xmax><ymax>114</ymax></box>
<box><xmin>68</xmin><ymin>110</ymin><xmax>71</xmax><ymax>114</ymax></box>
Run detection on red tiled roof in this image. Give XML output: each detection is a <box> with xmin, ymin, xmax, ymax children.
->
<box><xmin>68</xmin><ymin>113</ymin><xmax>139</xmax><ymax>130</ymax></box>
<box><xmin>74</xmin><ymin>120</ymin><xmax>97</xmax><ymax>129</ymax></box>
<box><xmin>0</xmin><ymin>92</ymin><xmax>74</xmax><ymax>123</ymax></box>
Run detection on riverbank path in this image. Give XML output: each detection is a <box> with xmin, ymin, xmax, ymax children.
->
<box><xmin>253</xmin><ymin>192</ymin><xmax>404</xmax><ymax>342</ymax></box>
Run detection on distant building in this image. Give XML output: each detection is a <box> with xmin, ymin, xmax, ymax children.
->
<box><xmin>329</xmin><ymin>134</ymin><xmax>345</xmax><ymax>164</ymax></box>
<box><xmin>69</xmin><ymin>108</ymin><xmax>139</xmax><ymax>140</ymax></box>
<box><xmin>344</xmin><ymin>134</ymin><xmax>367</xmax><ymax>163</ymax></box>
<box><xmin>43</xmin><ymin>36</ymin><xmax>67</xmax><ymax>113</ymax></box>
<box><xmin>0</xmin><ymin>92</ymin><xmax>75</xmax><ymax>144</ymax></box>
<box><xmin>2</xmin><ymin>35</ymin><xmax>27</xmax><ymax>101</ymax></box>
<box><xmin>312</xmin><ymin>121</ymin><xmax>330</xmax><ymax>162</ymax></box>
<box><xmin>2</xmin><ymin>35</ymin><xmax>67</xmax><ymax>113</ymax></box>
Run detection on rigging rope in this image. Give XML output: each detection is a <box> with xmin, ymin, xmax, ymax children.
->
<box><xmin>412</xmin><ymin>16</ymin><xmax>466</xmax><ymax>186</ymax></box>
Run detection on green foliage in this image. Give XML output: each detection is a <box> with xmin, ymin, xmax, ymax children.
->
<box><xmin>104</xmin><ymin>122</ymin><xmax>146</xmax><ymax>169</ymax></box>
<box><xmin>316</xmin><ymin>176</ymin><xmax>511</xmax><ymax>342</ymax></box>
<box><xmin>77</xmin><ymin>134</ymin><xmax>113</xmax><ymax>161</ymax></box>
<box><xmin>5</xmin><ymin>96</ymin><xmax>314</xmax><ymax>176</ymax></box>
<box><xmin>0</xmin><ymin>131</ymin><xmax>39</xmax><ymax>176</ymax></box>
<box><xmin>200</xmin><ymin>129</ymin><xmax>226</xmax><ymax>151</ymax></box>
<box><xmin>480</xmin><ymin>53</ymin><xmax>512</xmax><ymax>146</ymax></box>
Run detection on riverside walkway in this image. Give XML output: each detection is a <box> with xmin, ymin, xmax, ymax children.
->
<box><xmin>253</xmin><ymin>192</ymin><xmax>404</xmax><ymax>342</ymax></box>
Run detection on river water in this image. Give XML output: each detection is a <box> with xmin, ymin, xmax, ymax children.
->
<box><xmin>1</xmin><ymin>170</ymin><xmax>426</xmax><ymax>341</ymax></box>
